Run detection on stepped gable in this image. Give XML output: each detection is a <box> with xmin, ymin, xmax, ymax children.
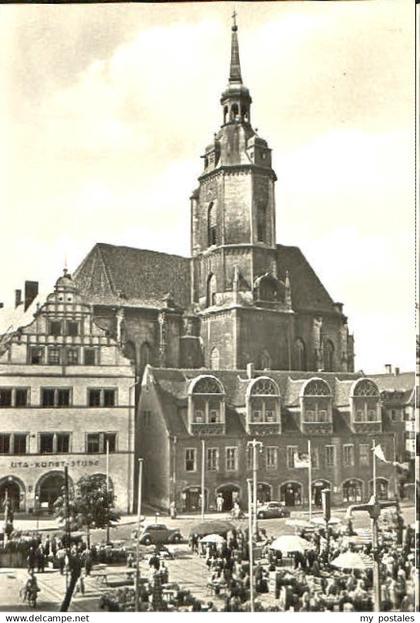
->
<box><xmin>275</xmin><ymin>244</ymin><xmax>337</xmax><ymax>314</ymax></box>
<box><xmin>74</xmin><ymin>242</ymin><xmax>191</xmax><ymax>309</ymax></box>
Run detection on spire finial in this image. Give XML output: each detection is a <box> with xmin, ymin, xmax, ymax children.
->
<box><xmin>232</xmin><ymin>9</ymin><xmax>237</xmax><ymax>31</ymax></box>
<box><xmin>229</xmin><ymin>10</ymin><xmax>242</xmax><ymax>83</ymax></box>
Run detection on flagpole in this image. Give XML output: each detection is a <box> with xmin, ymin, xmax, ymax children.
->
<box><xmin>372</xmin><ymin>438</ymin><xmax>377</xmax><ymax>499</ymax></box>
<box><xmin>201</xmin><ymin>439</ymin><xmax>205</xmax><ymax>521</ymax></box>
<box><xmin>308</xmin><ymin>439</ymin><xmax>312</xmax><ymax>522</ymax></box>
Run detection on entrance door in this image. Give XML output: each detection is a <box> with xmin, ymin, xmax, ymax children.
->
<box><xmin>38</xmin><ymin>473</ymin><xmax>66</xmax><ymax>513</ymax></box>
<box><xmin>257</xmin><ymin>483</ymin><xmax>271</xmax><ymax>503</ymax></box>
<box><xmin>280</xmin><ymin>482</ymin><xmax>302</xmax><ymax>507</ymax></box>
<box><xmin>217</xmin><ymin>484</ymin><xmax>240</xmax><ymax>511</ymax></box>
<box><xmin>343</xmin><ymin>479</ymin><xmax>363</xmax><ymax>503</ymax></box>
<box><xmin>312</xmin><ymin>481</ymin><xmax>330</xmax><ymax>507</ymax></box>
<box><xmin>369</xmin><ymin>478</ymin><xmax>388</xmax><ymax>500</ymax></box>
<box><xmin>0</xmin><ymin>480</ymin><xmax>21</xmax><ymax>512</ymax></box>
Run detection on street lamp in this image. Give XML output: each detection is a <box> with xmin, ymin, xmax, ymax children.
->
<box><xmin>155</xmin><ymin>512</ymin><xmax>160</xmax><ymax>525</ymax></box>
<box><xmin>35</xmin><ymin>495</ymin><xmax>40</xmax><ymax>532</ymax></box>
<box><xmin>247</xmin><ymin>439</ymin><xmax>263</xmax><ymax>535</ymax></box>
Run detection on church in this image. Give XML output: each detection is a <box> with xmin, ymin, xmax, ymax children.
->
<box><xmin>73</xmin><ymin>18</ymin><xmax>355</xmax><ymax>379</ymax></box>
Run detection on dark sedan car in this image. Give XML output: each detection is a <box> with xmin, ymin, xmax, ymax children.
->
<box><xmin>137</xmin><ymin>524</ymin><xmax>183</xmax><ymax>545</ymax></box>
<box><xmin>257</xmin><ymin>501</ymin><xmax>290</xmax><ymax>520</ymax></box>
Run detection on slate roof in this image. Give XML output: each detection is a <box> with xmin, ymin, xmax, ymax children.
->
<box><xmin>73</xmin><ymin>243</ymin><xmax>191</xmax><ymax>309</ymax></box>
<box><xmin>369</xmin><ymin>372</ymin><xmax>415</xmax><ymax>394</ymax></box>
<box><xmin>145</xmin><ymin>366</ymin><xmax>365</xmax><ymax>437</ymax></box>
<box><xmin>275</xmin><ymin>245</ymin><xmax>338</xmax><ymax>314</ymax></box>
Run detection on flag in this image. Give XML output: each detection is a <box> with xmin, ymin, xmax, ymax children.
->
<box><xmin>294</xmin><ymin>452</ymin><xmax>310</xmax><ymax>468</ymax></box>
<box><xmin>372</xmin><ymin>444</ymin><xmax>390</xmax><ymax>464</ymax></box>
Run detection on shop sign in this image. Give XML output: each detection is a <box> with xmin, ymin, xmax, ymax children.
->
<box><xmin>10</xmin><ymin>459</ymin><xmax>100</xmax><ymax>469</ymax></box>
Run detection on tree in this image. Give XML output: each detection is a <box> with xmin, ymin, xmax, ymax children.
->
<box><xmin>54</xmin><ymin>474</ymin><xmax>120</xmax><ymax>547</ymax></box>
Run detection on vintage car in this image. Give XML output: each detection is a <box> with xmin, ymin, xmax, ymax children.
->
<box><xmin>137</xmin><ymin>524</ymin><xmax>183</xmax><ymax>546</ymax></box>
<box><xmin>257</xmin><ymin>501</ymin><xmax>291</xmax><ymax>520</ymax></box>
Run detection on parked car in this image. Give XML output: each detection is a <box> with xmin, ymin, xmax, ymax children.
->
<box><xmin>136</xmin><ymin>524</ymin><xmax>183</xmax><ymax>546</ymax></box>
<box><xmin>257</xmin><ymin>501</ymin><xmax>290</xmax><ymax>520</ymax></box>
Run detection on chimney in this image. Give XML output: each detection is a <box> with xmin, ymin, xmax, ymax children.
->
<box><xmin>24</xmin><ymin>281</ymin><xmax>38</xmax><ymax>311</ymax></box>
<box><xmin>394</xmin><ymin>367</ymin><xmax>400</xmax><ymax>376</ymax></box>
<box><xmin>15</xmin><ymin>289</ymin><xmax>22</xmax><ymax>308</ymax></box>
<box><xmin>247</xmin><ymin>362</ymin><xmax>254</xmax><ymax>379</ymax></box>
<box><xmin>385</xmin><ymin>364</ymin><xmax>392</xmax><ymax>374</ymax></box>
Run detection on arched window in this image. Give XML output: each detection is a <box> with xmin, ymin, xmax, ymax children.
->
<box><xmin>231</xmin><ymin>103</ymin><xmax>239</xmax><ymax>121</ymax></box>
<box><xmin>323</xmin><ymin>339</ymin><xmax>334</xmax><ymax>371</ymax></box>
<box><xmin>190</xmin><ymin>375</ymin><xmax>225</xmax><ymax>425</ymax></box>
<box><xmin>352</xmin><ymin>379</ymin><xmax>380</xmax><ymax>422</ymax></box>
<box><xmin>259</xmin><ymin>350</ymin><xmax>271</xmax><ymax>370</ymax></box>
<box><xmin>207</xmin><ymin>203</ymin><xmax>217</xmax><ymax>246</ymax></box>
<box><xmin>207</xmin><ymin>273</ymin><xmax>217</xmax><ymax>307</ymax></box>
<box><xmin>257</xmin><ymin>204</ymin><xmax>266</xmax><ymax>242</ymax></box>
<box><xmin>248</xmin><ymin>377</ymin><xmax>280</xmax><ymax>424</ymax></box>
<box><xmin>123</xmin><ymin>341</ymin><xmax>136</xmax><ymax>366</ymax></box>
<box><xmin>294</xmin><ymin>339</ymin><xmax>306</xmax><ymax>371</ymax></box>
<box><xmin>301</xmin><ymin>378</ymin><xmax>332</xmax><ymax>423</ymax></box>
<box><xmin>223</xmin><ymin>106</ymin><xmax>228</xmax><ymax>124</ymax></box>
<box><xmin>210</xmin><ymin>347</ymin><xmax>220</xmax><ymax>370</ymax></box>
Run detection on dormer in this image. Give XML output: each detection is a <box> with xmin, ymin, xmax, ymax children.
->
<box><xmin>187</xmin><ymin>375</ymin><xmax>225</xmax><ymax>435</ymax></box>
<box><xmin>350</xmin><ymin>378</ymin><xmax>381</xmax><ymax>434</ymax></box>
<box><xmin>246</xmin><ymin>376</ymin><xmax>281</xmax><ymax>435</ymax></box>
<box><xmin>299</xmin><ymin>377</ymin><xmax>333</xmax><ymax>434</ymax></box>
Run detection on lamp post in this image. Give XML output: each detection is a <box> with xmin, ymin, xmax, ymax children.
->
<box><xmin>35</xmin><ymin>495</ymin><xmax>40</xmax><ymax>532</ymax></box>
<box><xmin>247</xmin><ymin>439</ymin><xmax>263</xmax><ymax>535</ymax></box>
<box><xmin>247</xmin><ymin>479</ymin><xmax>254</xmax><ymax>613</ymax></box>
<box><xmin>155</xmin><ymin>512</ymin><xmax>160</xmax><ymax>525</ymax></box>
<box><xmin>135</xmin><ymin>458</ymin><xmax>143</xmax><ymax>613</ymax></box>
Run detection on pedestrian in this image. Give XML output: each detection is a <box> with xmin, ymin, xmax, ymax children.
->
<box><xmin>216</xmin><ymin>494</ymin><xmax>224</xmax><ymax>513</ymax></box>
<box><xmin>56</xmin><ymin>546</ymin><xmax>66</xmax><ymax>575</ymax></box>
<box><xmin>27</xmin><ymin>547</ymin><xmax>36</xmax><ymax>572</ymax></box>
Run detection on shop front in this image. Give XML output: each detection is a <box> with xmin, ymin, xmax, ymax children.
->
<box><xmin>0</xmin><ymin>454</ymin><xmax>131</xmax><ymax>513</ymax></box>
<box><xmin>279</xmin><ymin>481</ymin><xmax>302</xmax><ymax>507</ymax></box>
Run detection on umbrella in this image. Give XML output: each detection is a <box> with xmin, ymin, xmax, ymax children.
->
<box><xmin>311</xmin><ymin>516</ymin><xmax>341</xmax><ymax>526</ymax></box>
<box><xmin>331</xmin><ymin>551</ymin><xmax>373</xmax><ymax>570</ymax></box>
<box><xmin>189</xmin><ymin>520</ymin><xmax>236</xmax><ymax>538</ymax></box>
<box><xmin>200</xmin><ymin>533</ymin><xmax>226</xmax><ymax>544</ymax></box>
<box><xmin>269</xmin><ymin>535</ymin><xmax>314</xmax><ymax>554</ymax></box>
<box><xmin>286</xmin><ymin>519</ymin><xmax>313</xmax><ymax>529</ymax></box>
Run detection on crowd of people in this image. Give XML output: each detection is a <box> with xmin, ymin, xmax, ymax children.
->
<box><xmin>187</xmin><ymin>510</ymin><xmax>416</xmax><ymax>612</ymax></box>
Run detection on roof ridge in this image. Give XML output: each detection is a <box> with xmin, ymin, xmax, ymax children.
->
<box><xmin>96</xmin><ymin>242</ymin><xmax>189</xmax><ymax>261</ymax></box>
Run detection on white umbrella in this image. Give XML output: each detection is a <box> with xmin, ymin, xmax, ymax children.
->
<box><xmin>286</xmin><ymin>519</ymin><xmax>313</xmax><ymax>529</ymax></box>
<box><xmin>311</xmin><ymin>516</ymin><xmax>341</xmax><ymax>526</ymax></box>
<box><xmin>331</xmin><ymin>551</ymin><xmax>373</xmax><ymax>570</ymax></box>
<box><xmin>270</xmin><ymin>535</ymin><xmax>313</xmax><ymax>554</ymax></box>
<box><xmin>200</xmin><ymin>533</ymin><xmax>226</xmax><ymax>544</ymax></box>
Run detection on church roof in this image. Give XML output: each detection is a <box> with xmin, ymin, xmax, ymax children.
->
<box><xmin>73</xmin><ymin>243</ymin><xmax>191</xmax><ymax>309</ymax></box>
<box><xmin>275</xmin><ymin>245</ymin><xmax>337</xmax><ymax>314</ymax></box>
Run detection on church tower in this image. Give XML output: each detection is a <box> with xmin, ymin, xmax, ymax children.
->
<box><xmin>190</xmin><ymin>16</ymin><xmax>293</xmax><ymax>370</ymax></box>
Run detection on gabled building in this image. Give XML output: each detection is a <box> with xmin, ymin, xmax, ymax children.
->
<box><xmin>73</xmin><ymin>19</ymin><xmax>354</xmax><ymax>378</ymax></box>
<box><xmin>0</xmin><ymin>271</ymin><xmax>135</xmax><ymax>513</ymax></box>
<box><xmin>138</xmin><ymin>365</ymin><xmax>397</xmax><ymax>511</ymax></box>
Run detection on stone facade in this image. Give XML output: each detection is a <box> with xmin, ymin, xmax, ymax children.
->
<box><xmin>0</xmin><ymin>271</ymin><xmax>135</xmax><ymax>513</ymax></box>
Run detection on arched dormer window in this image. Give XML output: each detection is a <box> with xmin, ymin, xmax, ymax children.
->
<box><xmin>259</xmin><ymin>350</ymin><xmax>271</xmax><ymax>370</ymax></box>
<box><xmin>207</xmin><ymin>273</ymin><xmax>217</xmax><ymax>307</ymax></box>
<box><xmin>351</xmin><ymin>379</ymin><xmax>380</xmax><ymax>423</ymax></box>
<box><xmin>323</xmin><ymin>339</ymin><xmax>334</xmax><ymax>371</ymax></box>
<box><xmin>189</xmin><ymin>375</ymin><xmax>225</xmax><ymax>427</ymax></box>
<box><xmin>254</xmin><ymin>274</ymin><xmax>284</xmax><ymax>303</ymax></box>
<box><xmin>301</xmin><ymin>378</ymin><xmax>332</xmax><ymax>424</ymax></box>
<box><xmin>208</xmin><ymin>203</ymin><xmax>217</xmax><ymax>246</ymax></box>
<box><xmin>257</xmin><ymin>204</ymin><xmax>266</xmax><ymax>242</ymax></box>
<box><xmin>294</xmin><ymin>338</ymin><xmax>306</xmax><ymax>371</ymax></box>
<box><xmin>210</xmin><ymin>347</ymin><xmax>220</xmax><ymax>370</ymax></box>
<box><xmin>246</xmin><ymin>376</ymin><xmax>281</xmax><ymax>426</ymax></box>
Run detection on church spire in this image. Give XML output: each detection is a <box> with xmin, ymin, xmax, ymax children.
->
<box><xmin>221</xmin><ymin>12</ymin><xmax>252</xmax><ymax>126</ymax></box>
<box><xmin>229</xmin><ymin>10</ymin><xmax>242</xmax><ymax>84</ymax></box>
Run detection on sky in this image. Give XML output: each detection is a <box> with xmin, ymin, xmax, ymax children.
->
<box><xmin>0</xmin><ymin>1</ymin><xmax>415</xmax><ymax>374</ymax></box>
